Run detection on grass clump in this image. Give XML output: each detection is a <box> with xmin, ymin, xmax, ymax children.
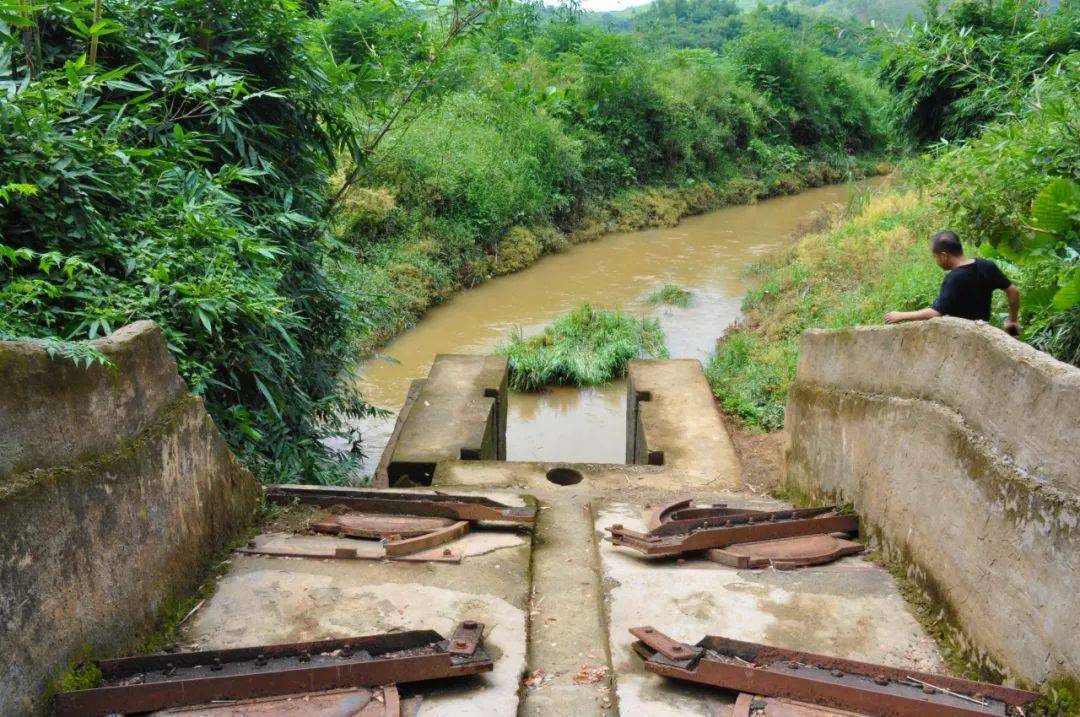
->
<box><xmin>498</xmin><ymin>303</ymin><xmax>669</xmax><ymax>392</ymax></box>
<box><xmin>648</xmin><ymin>284</ymin><xmax>693</xmax><ymax>308</ymax></box>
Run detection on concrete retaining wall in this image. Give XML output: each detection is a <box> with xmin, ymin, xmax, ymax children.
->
<box><xmin>784</xmin><ymin>318</ymin><xmax>1079</xmax><ymax>686</ymax></box>
<box><xmin>0</xmin><ymin>322</ymin><xmax>259</xmax><ymax>715</ymax></box>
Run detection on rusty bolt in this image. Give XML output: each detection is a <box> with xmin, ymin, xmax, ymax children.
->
<box><xmin>831</xmin><ymin>669</ymin><xmax>844</xmax><ymax>678</ymax></box>
<box><xmin>923</xmin><ymin>684</ymin><xmax>935</xmax><ymax>694</ymax></box>
<box><xmin>341</xmin><ymin>645</ymin><xmax>353</xmax><ymax>658</ymax></box>
<box><xmin>724</xmin><ymin>520</ymin><xmax>732</xmax><ymax>527</ymax></box>
<box><xmin>672</xmin><ymin>645</ymin><xmax>687</xmax><ymax>654</ymax></box>
<box><xmin>612</xmin><ymin>524</ymin><xmax>623</xmax><ymax>530</ymax></box>
<box><xmin>788</xmin><ymin>661</ymin><xmax>800</xmax><ymax>670</ymax></box>
<box><xmin>299</xmin><ymin>651</ymin><xmax>311</xmax><ymax>663</ymax></box>
<box><xmin>254</xmin><ymin>653</ymin><xmax>267</xmax><ymax>667</ymax></box>
<box><xmin>453</xmin><ymin>640</ymin><xmax>468</xmax><ymax>649</ymax></box>
<box><xmin>210</xmin><ymin>658</ymin><xmax>222</xmax><ymax>672</ymax></box>
<box><xmin>974</xmin><ymin>693</ymin><xmax>985</xmax><ymax>701</ymax></box>
<box><xmin>163</xmin><ymin>663</ymin><xmax>175</xmax><ymax>677</ymax></box>
<box><xmin>463</xmin><ymin>620</ymin><xmax>479</xmax><ymax>629</ymax></box>
<box><xmin>874</xmin><ymin>674</ymin><xmax>889</xmax><ymax>686</ymax></box>
<box><xmin>443</xmin><ymin>548</ymin><xmax>452</xmax><ymax>556</ymax></box>
<box><xmin>642</xmin><ymin>627</ymin><xmax>654</xmax><ymax>633</ymax></box>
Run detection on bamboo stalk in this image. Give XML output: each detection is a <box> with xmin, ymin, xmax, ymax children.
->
<box><xmin>88</xmin><ymin>0</ymin><xmax>103</xmax><ymax>65</ymax></box>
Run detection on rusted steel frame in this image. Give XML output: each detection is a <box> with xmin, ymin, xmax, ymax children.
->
<box><xmin>383</xmin><ymin>520</ymin><xmax>469</xmax><ymax>557</ymax></box>
<box><xmin>57</xmin><ymin>624</ymin><xmax>492</xmax><ymax>717</ymax></box>
<box><xmin>235</xmin><ymin>545</ymin><xmax>462</xmax><ymax>563</ymax></box>
<box><xmin>631</xmin><ymin>629</ymin><xmax>1038</xmax><ymax>717</ymax></box>
<box><xmin>265</xmin><ymin>485</ymin><xmax>536</xmax><ymax>524</ymax></box>
<box><xmin>647</xmin><ymin>506</ymin><xmax>840</xmax><ymax>538</ymax></box>
<box><xmin>609</xmin><ymin>514</ymin><xmax>859</xmax><ymax>556</ymax></box>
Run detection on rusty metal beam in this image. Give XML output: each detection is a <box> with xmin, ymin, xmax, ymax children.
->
<box><xmin>383</xmin><ymin>520</ymin><xmax>469</xmax><ymax>557</ymax></box>
<box><xmin>55</xmin><ymin>623</ymin><xmax>492</xmax><ymax>717</ymax></box>
<box><xmin>630</xmin><ymin>628</ymin><xmax>1039</xmax><ymax>717</ymax></box>
<box><xmin>609</xmin><ymin>510</ymin><xmax>858</xmax><ymax>557</ymax></box>
<box><xmin>647</xmin><ymin>506</ymin><xmax>842</xmax><ymax>538</ymax></box>
<box><xmin>265</xmin><ymin>485</ymin><xmax>536</xmax><ymax>524</ymax></box>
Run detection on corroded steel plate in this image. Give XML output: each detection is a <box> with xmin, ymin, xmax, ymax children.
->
<box><xmin>311</xmin><ymin>511</ymin><xmax>456</xmax><ymax>538</ymax></box>
<box><xmin>706</xmin><ymin>534</ymin><xmax>865</xmax><ymax>570</ymax></box>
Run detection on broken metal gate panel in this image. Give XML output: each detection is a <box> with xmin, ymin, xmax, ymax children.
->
<box><xmin>265</xmin><ymin>485</ymin><xmax>536</xmax><ymax>524</ymax></box>
<box><xmin>608</xmin><ymin>507</ymin><xmax>858</xmax><ymax>557</ymax></box>
<box><xmin>55</xmin><ymin>622</ymin><xmax>491</xmax><ymax>717</ymax></box>
<box><xmin>646</xmin><ymin>498</ymin><xmax>766</xmax><ymax>531</ymax></box>
<box><xmin>706</xmin><ymin>534</ymin><xmax>865</xmax><ymax>570</ymax></box>
<box><xmin>630</xmin><ymin>627</ymin><xmax>1040</xmax><ymax>717</ymax></box>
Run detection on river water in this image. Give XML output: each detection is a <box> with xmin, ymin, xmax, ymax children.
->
<box><xmin>352</xmin><ymin>181</ymin><xmax>874</xmax><ymax>477</ymax></box>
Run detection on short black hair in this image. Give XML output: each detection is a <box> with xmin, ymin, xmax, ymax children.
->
<box><xmin>931</xmin><ymin>230</ymin><xmax>963</xmax><ymax>256</ymax></box>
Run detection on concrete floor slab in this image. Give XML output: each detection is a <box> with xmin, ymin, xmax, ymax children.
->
<box><xmin>183</xmin><ymin>495</ymin><xmax>531</xmax><ymax>716</ymax></box>
<box><xmin>595</xmin><ymin>499</ymin><xmax>946</xmax><ymax>717</ymax></box>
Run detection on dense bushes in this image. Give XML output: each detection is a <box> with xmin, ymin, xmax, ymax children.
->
<box><xmin>0</xmin><ymin>0</ymin><xmax>380</xmax><ymax>483</ymax></box>
<box><xmin>341</xmin><ymin>11</ymin><xmax>892</xmax><ymax>360</ymax></box>
<box><xmin>881</xmin><ymin>0</ymin><xmax>1080</xmax><ymax>145</ymax></box>
<box><xmin>498</xmin><ymin>303</ymin><xmax>669</xmax><ymax>391</ymax></box>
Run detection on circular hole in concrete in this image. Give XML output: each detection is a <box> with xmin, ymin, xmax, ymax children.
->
<box><xmin>546</xmin><ymin>467</ymin><xmax>583</xmax><ymax>486</ymax></box>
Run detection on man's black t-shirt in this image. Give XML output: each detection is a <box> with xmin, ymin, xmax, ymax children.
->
<box><xmin>932</xmin><ymin>258</ymin><xmax>1012</xmax><ymax>321</ymax></box>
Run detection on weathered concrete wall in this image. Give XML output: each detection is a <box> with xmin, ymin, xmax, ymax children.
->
<box><xmin>0</xmin><ymin>321</ymin><xmax>259</xmax><ymax>716</ymax></box>
<box><xmin>784</xmin><ymin>318</ymin><xmax>1079</xmax><ymax>686</ymax></box>
<box><xmin>385</xmin><ymin>354</ymin><xmax>508</xmax><ymax>486</ymax></box>
<box><xmin>627</xmin><ymin>359</ymin><xmax>742</xmax><ymax>488</ymax></box>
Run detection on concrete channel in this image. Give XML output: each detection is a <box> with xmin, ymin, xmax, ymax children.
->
<box><xmin>177</xmin><ymin>355</ymin><xmax>949</xmax><ymax>716</ymax></box>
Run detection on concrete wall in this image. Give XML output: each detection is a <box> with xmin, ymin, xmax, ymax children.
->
<box><xmin>0</xmin><ymin>321</ymin><xmax>259</xmax><ymax>715</ymax></box>
<box><xmin>385</xmin><ymin>354</ymin><xmax>508</xmax><ymax>486</ymax></box>
<box><xmin>784</xmin><ymin>318</ymin><xmax>1079</xmax><ymax>686</ymax></box>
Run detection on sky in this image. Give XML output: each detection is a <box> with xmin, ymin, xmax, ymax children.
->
<box><xmin>552</xmin><ymin>0</ymin><xmax>653</xmax><ymax>12</ymax></box>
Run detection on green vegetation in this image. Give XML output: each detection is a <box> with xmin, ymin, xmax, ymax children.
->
<box><xmin>711</xmin><ymin>1</ymin><xmax>1080</xmax><ymax>429</ymax></box>
<box><xmin>1</xmin><ymin>0</ymin><xmax>890</xmax><ymax>482</ymax></box>
<box><xmin>708</xmin><ymin>192</ymin><xmax>941</xmax><ymax>428</ymax></box>
<box><xmin>498</xmin><ymin>303</ymin><xmax>668</xmax><ymax>391</ymax></box>
<box><xmin>648</xmin><ymin>284</ymin><xmax>693</xmax><ymax>307</ymax></box>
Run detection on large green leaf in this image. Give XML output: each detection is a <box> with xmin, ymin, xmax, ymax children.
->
<box><xmin>1051</xmin><ymin>267</ymin><xmax>1080</xmax><ymax>311</ymax></box>
<box><xmin>1031</xmin><ymin>178</ymin><xmax>1080</xmax><ymax>237</ymax></box>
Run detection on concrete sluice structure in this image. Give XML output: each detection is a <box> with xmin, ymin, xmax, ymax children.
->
<box><xmin>183</xmin><ymin>354</ymin><xmax>945</xmax><ymax>716</ymax></box>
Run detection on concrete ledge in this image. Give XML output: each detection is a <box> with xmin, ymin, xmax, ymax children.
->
<box><xmin>627</xmin><ymin>360</ymin><xmax>741</xmax><ymax>488</ymax></box>
<box><xmin>784</xmin><ymin>321</ymin><xmax>1080</xmax><ymax>686</ymax></box>
<box><xmin>796</xmin><ymin>318</ymin><xmax>1080</xmax><ymax>493</ymax></box>
<box><xmin>386</xmin><ymin>355</ymin><xmax>508</xmax><ymax>485</ymax></box>
<box><xmin>0</xmin><ymin>324</ymin><xmax>259</xmax><ymax>716</ymax></box>
<box><xmin>0</xmin><ymin>321</ymin><xmax>186</xmax><ymax>481</ymax></box>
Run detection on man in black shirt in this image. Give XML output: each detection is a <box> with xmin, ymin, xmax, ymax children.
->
<box><xmin>885</xmin><ymin>231</ymin><xmax>1021</xmax><ymax>335</ymax></box>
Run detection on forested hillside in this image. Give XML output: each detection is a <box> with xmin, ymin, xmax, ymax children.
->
<box><xmin>0</xmin><ymin>0</ymin><xmax>888</xmax><ymax>483</ymax></box>
<box><xmin>2</xmin><ymin>0</ymin><xmax>1076</xmax><ymax>484</ymax></box>
<box><xmin>710</xmin><ymin>0</ymin><xmax>1080</xmax><ymax>428</ymax></box>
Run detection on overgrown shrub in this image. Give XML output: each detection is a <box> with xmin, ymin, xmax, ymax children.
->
<box><xmin>498</xmin><ymin>302</ymin><xmax>669</xmax><ymax>391</ymax></box>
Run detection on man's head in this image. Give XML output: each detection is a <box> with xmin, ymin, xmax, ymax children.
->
<box><xmin>930</xmin><ymin>230</ymin><xmax>964</xmax><ymax>269</ymax></box>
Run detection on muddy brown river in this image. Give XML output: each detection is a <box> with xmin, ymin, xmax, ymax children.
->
<box><xmin>351</xmin><ymin>181</ymin><xmax>878</xmax><ymax>477</ymax></box>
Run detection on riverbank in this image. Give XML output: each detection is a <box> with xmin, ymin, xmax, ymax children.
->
<box><xmin>706</xmin><ymin>187</ymin><xmax>944</xmax><ymax>430</ymax></box>
<box><xmin>347</xmin><ymin>157</ymin><xmax>892</xmax><ymax>358</ymax></box>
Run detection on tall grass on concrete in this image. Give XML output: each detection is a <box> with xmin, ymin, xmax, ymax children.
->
<box><xmin>499</xmin><ymin>303</ymin><xmax>669</xmax><ymax>391</ymax></box>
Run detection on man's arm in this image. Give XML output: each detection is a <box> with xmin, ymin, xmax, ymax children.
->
<box><xmin>1004</xmin><ymin>284</ymin><xmax>1021</xmax><ymax>336</ymax></box>
<box><xmin>885</xmin><ymin>307</ymin><xmax>942</xmax><ymax>324</ymax></box>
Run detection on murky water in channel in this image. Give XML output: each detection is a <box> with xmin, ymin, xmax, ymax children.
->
<box><xmin>350</xmin><ymin>180</ymin><xmax>880</xmax><ymax>477</ymax></box>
